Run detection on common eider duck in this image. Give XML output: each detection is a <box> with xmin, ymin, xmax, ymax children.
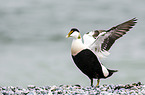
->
<box><xmin>66</xmin><ymin>18</ymin><xmax>137</xmax><ymax>87</ymax></box>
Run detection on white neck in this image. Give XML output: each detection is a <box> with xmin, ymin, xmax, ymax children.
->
<box><xmin>71</xmin><ymin>38</ymin><xmax>86</xmax><ymax>56</ymax></box>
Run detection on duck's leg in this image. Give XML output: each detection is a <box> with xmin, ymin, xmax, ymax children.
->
<box><xmin>90</xmin><ymin>78</ymin><xmax>93</xmax><ymax>87</ymax></box>
<box><xmin>96</xmin><ymin>79</ymin><xmax>100</xmax><ymax>87</ymax></box>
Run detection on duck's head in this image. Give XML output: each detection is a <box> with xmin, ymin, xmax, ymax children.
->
<box><xmin>66</xmin><ymin>28</ymin><xmax>81</xmax><ymax>39</ymax></box>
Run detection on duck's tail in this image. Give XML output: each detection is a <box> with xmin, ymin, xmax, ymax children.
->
<box><xmin>107</xmin><ymin>69</ymin><xmax>118</xmax><ymax>77</ymax></box>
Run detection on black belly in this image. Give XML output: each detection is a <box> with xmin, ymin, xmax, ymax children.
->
<box><xmin>72</xmin><ymin>49</ymin><xmax>105</xmax><ymax>79</ymax></box>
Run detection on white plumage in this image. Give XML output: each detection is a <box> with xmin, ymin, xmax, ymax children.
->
<box><xmin>83</xmin><ymin>31</ymin><xmax>110</xmax><ymax>58</ymax></box>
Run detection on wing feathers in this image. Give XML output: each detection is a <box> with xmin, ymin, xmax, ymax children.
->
<box><xmin>83</xmin><ymin>18</ymin><xmax>137</xmax><ymax>59</ymax></box>
<box><xmin>101</xmin><ymin>18</ymin><xmax>137</xmax><ymax>51</ymax></box>
<box><xmin>107</xmin><ymin>18</ymin><xmax>137</xmax><ymax>32</ymax></box>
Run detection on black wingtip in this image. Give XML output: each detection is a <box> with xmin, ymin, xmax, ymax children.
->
<box><xmin>132</xmin><ymin>17</ymin><xmax>138</xmax><ymax>22</ymax></box>
<box><xmin>109</xmin><ymin>69</ymin><xmax>118</xmax><ymax>73</ymax></box>
<box><xmin>133</xmin><ymin>17</ymin><xmax>137</xmax><ymax>20</ymax></box>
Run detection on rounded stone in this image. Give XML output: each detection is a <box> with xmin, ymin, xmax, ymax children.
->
<box><xmin>27</xmin><ymin>85</ymin><xmax>36</xmax><ymax>90</ymax></box>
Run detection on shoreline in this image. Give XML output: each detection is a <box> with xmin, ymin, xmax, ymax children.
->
<box><xmin>0</xmin><ymin>82</ymin><xmax>145</xmax><ymax>95</ymax></box>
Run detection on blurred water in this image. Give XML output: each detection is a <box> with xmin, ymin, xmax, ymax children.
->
<box><xmin>0</xmin><ymin>0</ymin><xmax>145</xmax><ymax>87</ymax></box>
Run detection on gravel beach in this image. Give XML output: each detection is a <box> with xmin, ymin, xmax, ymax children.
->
<box><xmin>0</xmin><ymin>82</ymin><xmax>145</xmax><ymax>95</ymax></box>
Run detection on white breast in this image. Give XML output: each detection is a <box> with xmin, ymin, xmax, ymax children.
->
<box><xmin>71</xmin><ymin>39</ymin><xmax>87</xmax><ymax>56</ymax></box>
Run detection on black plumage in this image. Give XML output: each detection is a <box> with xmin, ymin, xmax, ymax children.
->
<box><xmin>72</xmin><ymin>49</ymin><xmax>117</xmax><ymax>86</ymax></box>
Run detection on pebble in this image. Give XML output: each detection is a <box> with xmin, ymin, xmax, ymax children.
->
<box><xmin>0</xmin><ymin>82</ymin><xmax>145</xmax><ymax>95</ymax></box>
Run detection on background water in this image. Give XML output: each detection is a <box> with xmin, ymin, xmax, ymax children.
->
<box><xmin>0</xmin><ymin>0</ymin><xmax>145</xmax><ymax>87</ymax></box>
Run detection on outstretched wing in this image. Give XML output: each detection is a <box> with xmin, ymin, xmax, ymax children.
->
<box><xmin>83</xmin><ymin>18</ymin><xmax>137</xmax><ymax>58</ymax></box>
<box><xmin>101</xmin><ymin>18</ymin><xmax>137</xmax><ymax>51</ymax></box>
